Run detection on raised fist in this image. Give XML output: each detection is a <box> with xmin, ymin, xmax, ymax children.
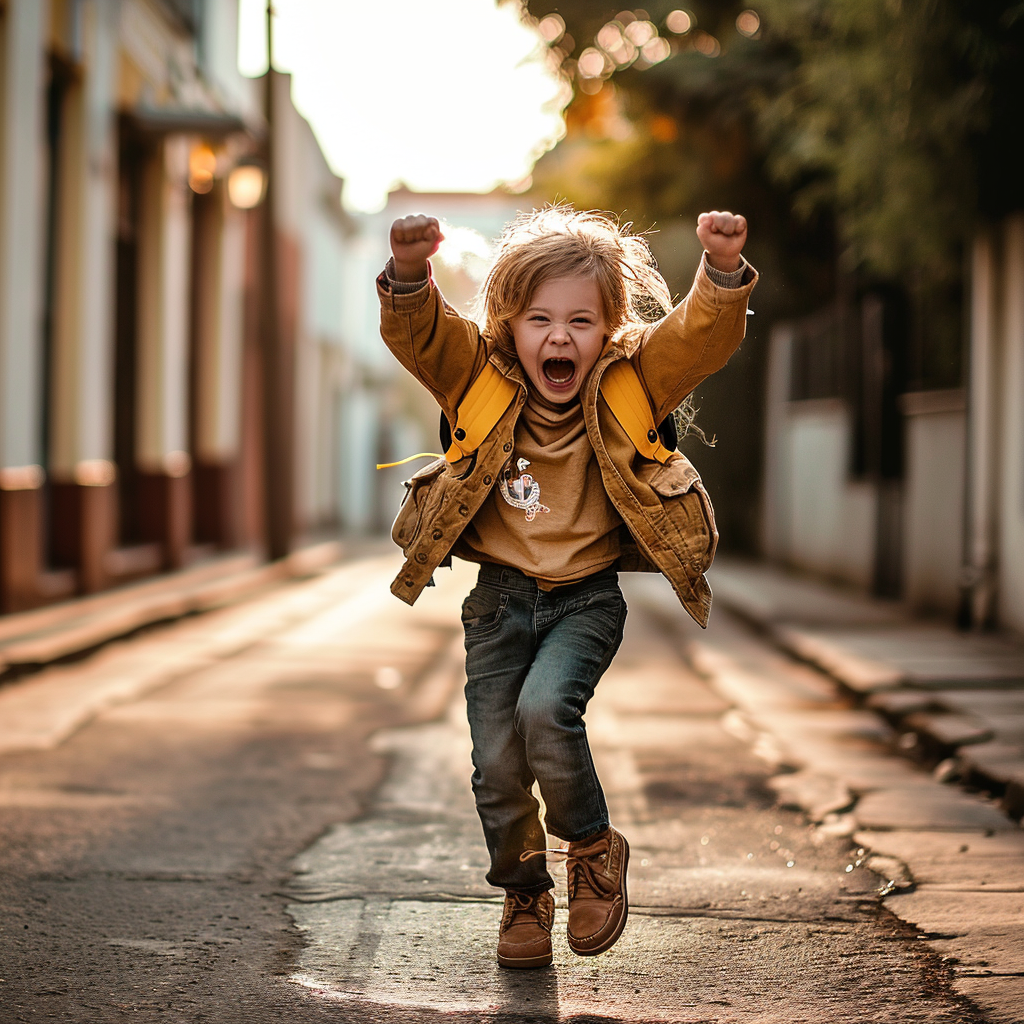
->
<box><xmin>390</xmin><ymin>214</ymin><xmax>444</xmax><ymax>279</ymax></box>
<box><xmin>696</xmin><ymin>211</ymin><xmax>747</xmax><ymax>273</ymax></box>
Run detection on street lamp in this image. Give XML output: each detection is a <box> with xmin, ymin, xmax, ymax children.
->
<box><xmin>188</xmin><ymin>142</ymin><xmax>217</xmax><ymax>194</ymax></box>
<box><xmin>227</xmin><ymin>159</ymin><xmax>267</xmax><ymax>209</ymax></box>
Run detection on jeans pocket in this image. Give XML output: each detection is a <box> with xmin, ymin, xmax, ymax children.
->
<box><xmin>461</xmin><ymin>588</ymin><xmax>509</xmax><ymax>636</ymax></box>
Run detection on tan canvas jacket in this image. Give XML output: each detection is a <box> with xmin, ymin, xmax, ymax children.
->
<box><xmin>377</xmin><ymin>259</ymin><xmax>757</xmax><ymax>627</ymax></box>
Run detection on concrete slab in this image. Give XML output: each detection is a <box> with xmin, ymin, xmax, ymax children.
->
<box><xmin>938</xmin><ymin>690</ymin><xmax>1024</xmax><ymax>717</ymax></box>
<box><xmin>600</xmin><ymin>660</ymin><xmax>731</xmax><ymax>717</ymax></box>
<box><xmin>772</xmin><ymin>626</ymin><xmax>906</xmax><ymax>693</ymax></box>
<box><xmin>883</xmin><ymin>888</ymin><xmax>1024</xmax><ymax>934</ymax></box>
<box><xmin>929</xmin><ymin>927</ymin><xmax>1024</xmax><ymax>971</ymax></box>
<box><xmin>749</xmin><ymin>710</ymin><xmax>895</xmax><ymax>770</ymax></box>
<box><xmin>813</xmin><ymin>757</ymin><xmax>935</xmax><ymax>794</ymax></box>
<box><xmin>852</xmin><ymin>827</ymin><xmax>1024</xmax><ymax>890</ymax></box>
<box><xmin>903</xmin><ymin>711</ymin><xmax>994</xmax><ymax>749</ymax></box>
<box><xmin>779</xmin><ymin>625</ymin><xmax>1024</xmax><ymax>688</ymax></box>
<box><xmin>867</xmin><ymin>690</ymin><xmax>939</xmax><ymax>717</ymax></box>
<box><xmin>709</xmin><ymin>559</ymin><xmax>908</xmax><ymax>628</ymax></box>
<box><xmin>954</xmin><ymin>975</ymin><xmax>1024</xmax><ymax>1024</ymax></box>
<box><xmin>687</xmin><ymin>642</ymin><xmax>826</xmax><ymax>713</ymax></box>
<box><xmin>854</xmin><ymin>829</ymin><xmax>1024</xmax><ymax>862</ymax></box>
<box><xmin>854</xmin><ymin>786</ymin><xmax>1016</xmax><ymax>832</ymax></box>
<box><xmin>990</xmin><ymin>715</ymin><xmax>1024</xmax><ymax>744</ymax></box>
<box><xmin>767</xmin><ymin>769</ymin><xmax>854</xmax><ymax>821</ymax></box>
<box><xmin>291</xmin><ymin>898</ymin><xmax>947</xmax><ymax>1021</ymax></box>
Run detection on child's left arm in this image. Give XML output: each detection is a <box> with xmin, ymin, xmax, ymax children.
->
<box><xmin>697</xmin><ymin>210</ymin><xmax>747</xmax><ymax>273</ymax></box>
<box><xmin>635</xmin><ymin>210</ymin><xmax>757</xmax><ymax>423</ymax></box>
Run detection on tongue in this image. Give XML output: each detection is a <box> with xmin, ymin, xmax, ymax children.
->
<box><xmin>544</xmin><ymin>359</ymin><xmax>575</xmax><ymax>384</ymax></box>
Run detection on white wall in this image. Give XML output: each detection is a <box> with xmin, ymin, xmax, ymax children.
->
<box><xmin>900</xmin><ymin>392</ymin><xmax>966</xmax><ymax>615</ymax></box>
<box><xmin>783</xmin><ymin>400</ymin><xmax>877</xmax><ymax>588</ymax></box>
<box><xmin>761</xmin><ymin>324</ymin><xmax>792</xmax><ymax>560</ymax></box>
<box><xmin>761</xmin><ymin>389</ymin><xmax>878</xmax><ymax>588</ymax></box>
<box><xmin>337</xmin><ymin>387</ymin><xmax>381</xmax><ymax>534</ymax></box>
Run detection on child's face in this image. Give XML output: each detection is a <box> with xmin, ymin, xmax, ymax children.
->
<box><xmin>511</xmin><ymin>275</ymin><xmax>607</xmax><ymax>404</ymax></box>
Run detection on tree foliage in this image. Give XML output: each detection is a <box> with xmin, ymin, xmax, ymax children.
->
<box><xmin>518</xmin><ymin>0</ymin><xmax>1023</xmax><ymax>285</ymax></box>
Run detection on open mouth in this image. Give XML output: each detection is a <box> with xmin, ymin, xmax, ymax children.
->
<box><xmin>542</xmin><ymin>358</ymin><xmax>576</xmax><ymax>387</ymax></box>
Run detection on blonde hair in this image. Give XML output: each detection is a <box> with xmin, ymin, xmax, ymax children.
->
<box><xmin>478</xmin><ymin>205</ymin><xmax>673</xmax><ymax>358</ymax></box>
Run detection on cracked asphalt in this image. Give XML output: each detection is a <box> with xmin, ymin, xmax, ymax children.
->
<box><xmin>0</xmin><ymin>553</ymin><xmax>991</xmax><ymax>1022</ymax></box>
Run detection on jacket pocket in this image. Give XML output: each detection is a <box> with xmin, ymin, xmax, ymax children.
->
<box><xmin>642</xmin><ymin>455</ymin><xmax>719</xmax><ymax>576</ymax></box>
<box><xmin>392</xmin><ymin>457</ymin><xmax>447</xmax><ymax>553</ymax></box>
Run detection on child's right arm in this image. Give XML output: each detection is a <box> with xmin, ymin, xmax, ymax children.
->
<box><xmin>379</xmin><ymin>215</ymin><xmax>488</xmax><ymax>421</ymax></box>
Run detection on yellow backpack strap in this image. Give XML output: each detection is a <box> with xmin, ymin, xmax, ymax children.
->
<box><xmin>600</xmin><ymin>361</ymin><xmax>674</xmax><ymax>464</ymax></box>
<box><xmin>445</xmin><ymin>362</ymin><xmax>519</xmax><ymax>462</ymax></box>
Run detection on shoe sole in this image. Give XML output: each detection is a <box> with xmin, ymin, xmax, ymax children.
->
<box><xmin>568</xmin><ymin>834</ymin><xmax>629</xmax><ymax>957</ymax></box>
<box><xmin>496</xmin><ymin>951</ymin><xmax>553</xmax><ymax>969</ymax></box>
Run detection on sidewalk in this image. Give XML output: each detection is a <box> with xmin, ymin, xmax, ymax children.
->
<box><xmin>0</xmin><ymin>541</ymin><xmax>344</xmax><ymax>755</ymax></box>
<box><xmin>709</xmin><ymin>558</ymin><xmax>1024</xmax><ymax>820</ymax></box>
<box><xmin>694</xmin><ymin>557</ymin><xmax>1024</xmax><ymax>1023</ymax></box>
<box><xmin>0</xmin><ymin>541</ymin><xmax>346</xmax><ymax>675</ymax></box>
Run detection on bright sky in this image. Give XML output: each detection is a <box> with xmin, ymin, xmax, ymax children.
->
<box><xmin>237</xmin><ymin>0</ymin><xmax>569</xmax><ymax>212</ymax></box>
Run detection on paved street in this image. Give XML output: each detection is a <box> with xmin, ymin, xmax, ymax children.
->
<box><xmin>0</xmin><ymin>552</ymin><xmax>1012</xmax><ymax>1022</ymax></box>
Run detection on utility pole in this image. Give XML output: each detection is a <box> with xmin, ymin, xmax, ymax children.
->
<box><xmin>260</xmin><ymin>0</ymin><xmax>293</xmax><ymax>560</ymax></box>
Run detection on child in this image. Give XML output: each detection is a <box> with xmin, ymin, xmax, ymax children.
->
<box><xmin>377</xmin><ymin>205</ymin><xmax>756</xmax><ymax>969</ymax></box>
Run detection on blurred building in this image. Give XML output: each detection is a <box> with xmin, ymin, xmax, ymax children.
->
<box><xmin>0</xmin><ymin>0</ymin><xmax>357</xmax><ymax>613</ymax></box>
<box><xmin>760</xmin><ymin>216</ymin><xmax>1024</xmax><ymax>634</ymax></box>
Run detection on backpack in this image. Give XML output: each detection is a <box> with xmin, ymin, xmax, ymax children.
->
<box><xmin>436</xmin><ymin>360</ymin><xmax>678</xmax><ymax>465</ymax></box>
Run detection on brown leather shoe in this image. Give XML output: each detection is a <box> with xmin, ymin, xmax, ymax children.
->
<box><xmin>566</xmin><ymin>826</ymin><xmax>629</xmax><ymax>956</ymax></box>
<box><xmin>496</xmin><ymin>889</ymin><xmax>554</xmax><ymax>969</ymax></box>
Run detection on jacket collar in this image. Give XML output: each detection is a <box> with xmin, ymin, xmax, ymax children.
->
<box><xmin>489</xmin><ymin>323</ymin><xmax>646</xmax><ymax>405</ymax></box>
<box><xmin>489</xmin><ymin>348</ymin><xmax>529</xmax><ymax>391</ymax></box>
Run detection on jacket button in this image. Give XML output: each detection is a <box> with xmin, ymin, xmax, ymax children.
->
<box><xmin>415</xmin><ymin>552</ymin><xmax>427</xmax><ymax>564</ymax></box>
<box><xmin>431</xmin><ymin>529</ymin><xmax>443</xmax><ymax>540</ymax></box>
<box><xmin>647</xmin><ymin>429</ymin><xmax>658</xmax><ymax>443</ymax></box>
<box><xmin>503</xmin><ymin>441</ymin><xmax>512</xmax><ymax>452</ymax></box>
<box><xmin>454</xmin><ymin>427</ymin><xmax>466</xmax><ymax>441</ymax></box>
<box><xmin>404</xmin><ymin>578</ymin><xmax>414</xmax><ymax>587</ymax></box>
<box><xmin>483</xmin><ymin>474</ymin><xmax>492</xmax><ymax>485</ymax></box>
<box><xmin>458</xmin><ymin>504</ymin><xmax>469</xmax><ymax>516</ymax></box>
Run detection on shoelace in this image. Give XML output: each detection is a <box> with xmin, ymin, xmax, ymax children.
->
<box><xmin>504</xmin><ymin>889</ymin><xmax>547</xmax><ymax>930</ymax></box>
<box><xmin>518</xmin><ymin>846</ymin><xmax>568</xmax><ymax>862</ymax></box>
<box><xmin>567</xmin><ymin>848</ymin><xmax>613</xmax><ymax>900</ymax></box>
<box><xmin>519</xmin><ymin>839</ymin><xmax>614</xmax><ymax>900</ymax></box>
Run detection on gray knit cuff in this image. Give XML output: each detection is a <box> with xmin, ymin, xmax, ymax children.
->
<box><xmin>383</xmin><ymin>257</ymin><xmax>430</xmax><ymax>294</ymax></box>
<box><xmin>702</xmin><ymin>253</ymin><xmax>752</xmax><ymax>289</ymax></box>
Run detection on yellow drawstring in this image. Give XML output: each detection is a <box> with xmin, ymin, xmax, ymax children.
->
<box><xmin>375</xmin><ymin>452</ymin><xmax>443</xmax><ymax>470</ymax></box>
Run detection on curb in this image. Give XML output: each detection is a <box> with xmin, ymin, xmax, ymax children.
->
<box><xmin>711</xmin><ymin>585</ymin><xmax>1024</xmax><ymax>826</ymax></box>
<box><xmin>0</xmin><ymin>541</ymin><xmax>343</xmax><ymax>673</ymax></box>
<box><xmin>0</xmin><ymin>541</ymin><xmax>349</xmax><ymax>755</ymax></box>
<box><xmin>683</xmin><ymin>636</ymin><xmax>1024</xmax><ymax>1024</ymax></box>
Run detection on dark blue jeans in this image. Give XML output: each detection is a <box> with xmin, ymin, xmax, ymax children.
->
<box><xmin>462</xmin><ymin>563</ymin><xmax>627</xmax><ymax>894</ymax></box>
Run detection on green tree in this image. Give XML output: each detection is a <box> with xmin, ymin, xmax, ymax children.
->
<box><xmin>519</xmin><ymin>0</ymin><xmax>1023</xmax><ymax>284</ymax></box>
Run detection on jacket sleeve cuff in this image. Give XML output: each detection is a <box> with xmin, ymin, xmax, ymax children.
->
<box><xmin>702</xmin><ymin>253</ymin><xmax>754</xmax><ymax>289</ymax></box>
<box><xmin>377</xmin><ymin>258</ymin><xmax>434</xmax><ymax>311</ymax></box>
<box><xmin>689</xmin><ymin>255</ymin><xmax>758</xmax><ymax>310</ymax></box>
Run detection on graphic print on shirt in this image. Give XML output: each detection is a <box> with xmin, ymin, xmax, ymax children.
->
<box><xmin>499</xmin><ymin>458</ymin><xmax>550</xmax><ymax>523</ymax></box>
